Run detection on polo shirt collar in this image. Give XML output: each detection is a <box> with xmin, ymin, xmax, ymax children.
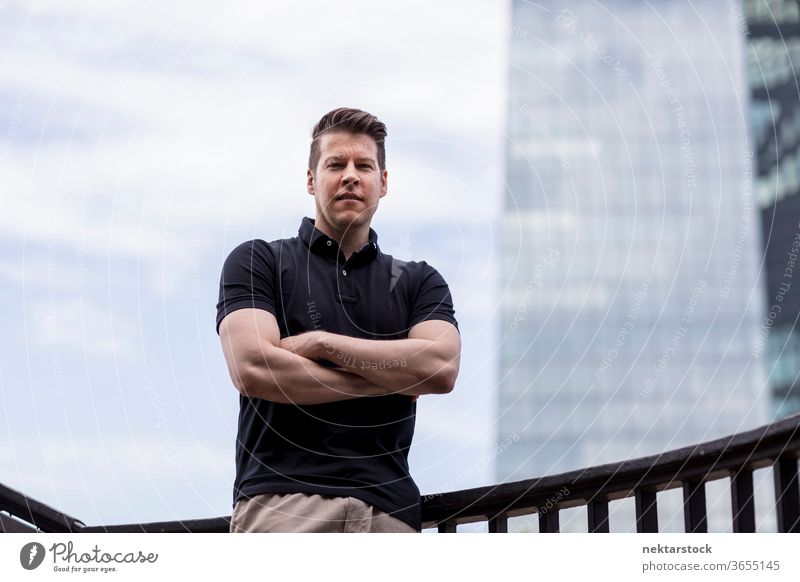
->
<box><xmin>299</xmin><ymin>216</ymin><xmax>380</xmax><ymax>261</ymax></box>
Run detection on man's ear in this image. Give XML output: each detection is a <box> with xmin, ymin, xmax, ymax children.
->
<box><xmin>379</xmin><ymin>169</ymin><xmax>388</xmax><ymax>198</ymax></box>
<box><xmin>307</xmin><ymin>168</ymin><xmax>315</xmax><ymax>195</ymax></box>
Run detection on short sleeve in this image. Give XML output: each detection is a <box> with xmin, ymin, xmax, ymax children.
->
<box><xmin>408</xmin><ymin>262</ymin><xmax>459</xmax><ymax>332</ymax></box>
<box><xmin>215</xmin><ymin>240</ymin><xmax>278</xmax><ymax>334</ymax></box>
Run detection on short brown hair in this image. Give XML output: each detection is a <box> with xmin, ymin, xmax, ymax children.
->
<box><xmin>309</xmin><ymin>107</ymin><xmax>387</xmax><ymax>173</ymax></box>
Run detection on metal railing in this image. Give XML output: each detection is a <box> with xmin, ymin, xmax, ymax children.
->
<box><xmin>3</xmin><ymin>413</ymin><xmax>799</xmax><ymax>533</ymax></box>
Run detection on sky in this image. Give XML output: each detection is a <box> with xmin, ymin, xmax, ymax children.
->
<box><xmin>0</xmin><ymin>0</ymin><xmax>512</xmax><ymax>527</ymax></box>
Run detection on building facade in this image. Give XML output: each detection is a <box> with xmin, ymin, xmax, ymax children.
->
<box><xmin>499</xmin><ymin>0</ymin><xmax>769</xmax><ymax>531</ymax></box>
<box><xmin>744</xmin><ymin>0</ymin><xmax>800</xmax><ymax>419</ymax></box>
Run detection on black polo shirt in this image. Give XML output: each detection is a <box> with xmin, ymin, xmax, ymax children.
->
<box><xmin>215</xmin><ymin>216</ymin><xmax>458</xmax><ymax>531</ymax></box>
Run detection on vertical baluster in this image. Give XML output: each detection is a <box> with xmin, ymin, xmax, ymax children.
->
<box><xmin>587</xmin><ymin>498</ymin><xmax>610</xmax><ymax>533</ymax></box>
<box><xmin>635</xmin><ymin>489</ymin><xmax>658</xmax><ymax>533</ymax></box>
<box><xmin>682</xmin><ymin>480</ymin><xmax>708</xmax><ymax>532</ymax></box>
<box><xmin>538</xmin><ymin>508</ymin><xmax>559</xmax><ymax>533</ymax></box>
<box><xmin>773</xmin><ymin>454</ymin><xmax>800</xmax><ymax>533</ymax></box>
<box><xmin>730</xmin><ymin>468</ymin><xmax>755</xmax><ymax>533</ymax></box>
<box><xmin>488</xmin><ymin>515</ymin><xmax>508</xmax><ymax>533</ymax></box>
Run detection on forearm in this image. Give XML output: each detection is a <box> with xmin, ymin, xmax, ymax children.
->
<box><xmin>238</xmin><ymin>345</ymin><xmax>390</xmax><ymax>405</ymax></box>
<box><xmin>315</xmin><ymin>332</ymin><xmax>456</xmax><ymax>395</ymax></box>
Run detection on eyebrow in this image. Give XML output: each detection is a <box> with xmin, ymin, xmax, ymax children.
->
<box><xmin>322</xmin><ymin>156</ymin><xmax>376</xmax><ymax>164</ymax></box>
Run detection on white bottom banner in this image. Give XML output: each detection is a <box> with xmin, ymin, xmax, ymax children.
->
<box><xmin>1</xmin><ymin>533</ymin><xmax>797</xmax><ymax>581</ymax></box>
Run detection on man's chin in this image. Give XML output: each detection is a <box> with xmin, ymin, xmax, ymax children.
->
<box><xmin>330</xmin><ymin>211</ymin><xmax>372</xmax><ymax>231</ymax></box>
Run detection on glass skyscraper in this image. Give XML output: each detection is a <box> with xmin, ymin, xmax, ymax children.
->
<box><xmin>743</xmin><ymin>0</ymin><xmax>800</xmax><ymax>419</ymax></box>
<box><xmin>499</xmin><ymin>0</ymin><xmax>769</xmax><ymax>531</ymax></box>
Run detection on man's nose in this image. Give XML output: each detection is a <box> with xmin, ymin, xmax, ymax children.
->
<box><xmin>342</xmin><ymin>162</ymin><xmax>360</xmax><ymax>185</ymax></box>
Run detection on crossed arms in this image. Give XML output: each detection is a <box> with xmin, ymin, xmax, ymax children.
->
<box><xmin>219</xmin><ymin>308</ymin><xmax>461</xmax><ymax>405</ymax></box>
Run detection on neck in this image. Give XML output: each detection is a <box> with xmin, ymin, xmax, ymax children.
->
<box><xmin>314</xmin><ymin>216</ymin><xmax>370</xmax><ymax>260</ymax></box>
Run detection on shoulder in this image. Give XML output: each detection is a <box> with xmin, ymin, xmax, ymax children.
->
<box><xmin>379</xmin><ymin>250</ymin><xmax>441</xmax><ymax>276</ymax></box>
<box><xmin>383</xmin><ymin>256</ymin><xmax>453</xmax><ymax>297</ymax></box>
<box><xmin>225</xmin><ymin>236</ymin><xmax>297</xmax><ymax>261</ymax></box>
<box><xmin>221</xmin><ymin>239</ymin><xmax>289</xmax><ymax>279</ymax></box>
<box><xmin>403</xmin><ymin>259</ymin><xmax>449</xmax><ymax>284</ymax></box>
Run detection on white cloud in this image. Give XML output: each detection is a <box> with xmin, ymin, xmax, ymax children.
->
<box><xmin>0</xmin><ymin>0</ymin><xmax>508</xmax><ymax>249</ymax></box>
<box><xmin>0</xmin><ymin>436</ymin><xmax>232</xmax><ymax>523</ymax></box>
<box><xmin>30</xmin><ymin>298</ymin><xmax>138</xmax><ymax>359</ymax></box>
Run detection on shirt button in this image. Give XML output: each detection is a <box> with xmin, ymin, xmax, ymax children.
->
<box><xmin>342</xmin><ymin>270</ymin><xmax>348</xmax><ymax>276</ymax></box>
<box><xmin>326</xmin><ymin>240</ymin><xmax>332</xmax><ymax>246</ymax></box>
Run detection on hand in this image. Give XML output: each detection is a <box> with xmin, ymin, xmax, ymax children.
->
<box><xmin>325</xmin><ymin>365</ymin><xmax>418</xmax><ymax>402</ymax></box>
<box><xmin>279</xmin><ymin>331</ymin><xmax>324</xmax><ymax>360</ymax></box>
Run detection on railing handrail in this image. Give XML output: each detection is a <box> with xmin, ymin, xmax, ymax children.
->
<box><xmin>421</xmin><ymin>412</ymin><xmax>800</xmax><ymax>528</ymax></box>
<box><xmin>0</xmin><ymin>481</ymin><xmax>84</xmax><ymax>533</ymax></box>
<box><xmin>3</xmin><ymin>413</ymin><xmax>799</xmax><ymax>533</ymax></box>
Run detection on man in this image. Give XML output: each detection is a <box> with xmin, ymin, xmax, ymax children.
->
<box><xmin>216</xmin><ymin>107</ymin><xmax>461</xmax><ymax>533</ymax></box>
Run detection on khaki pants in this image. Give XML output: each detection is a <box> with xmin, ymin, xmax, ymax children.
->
<box><xmin>229</xmin><ymin>492</ymin><xmax>418</xmax><ymax>533</ymax></box>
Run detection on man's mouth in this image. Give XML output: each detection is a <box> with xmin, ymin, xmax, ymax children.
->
<box><xmin>336</xmin><ymin>193</ymin><xmax>362</xmax><ymax>201</ymax></box>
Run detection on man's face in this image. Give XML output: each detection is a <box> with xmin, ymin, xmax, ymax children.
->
<box><xmin>307</xmin><ymin>131</ymin><xmax>387</xmax><ymax>235</ymax></box>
